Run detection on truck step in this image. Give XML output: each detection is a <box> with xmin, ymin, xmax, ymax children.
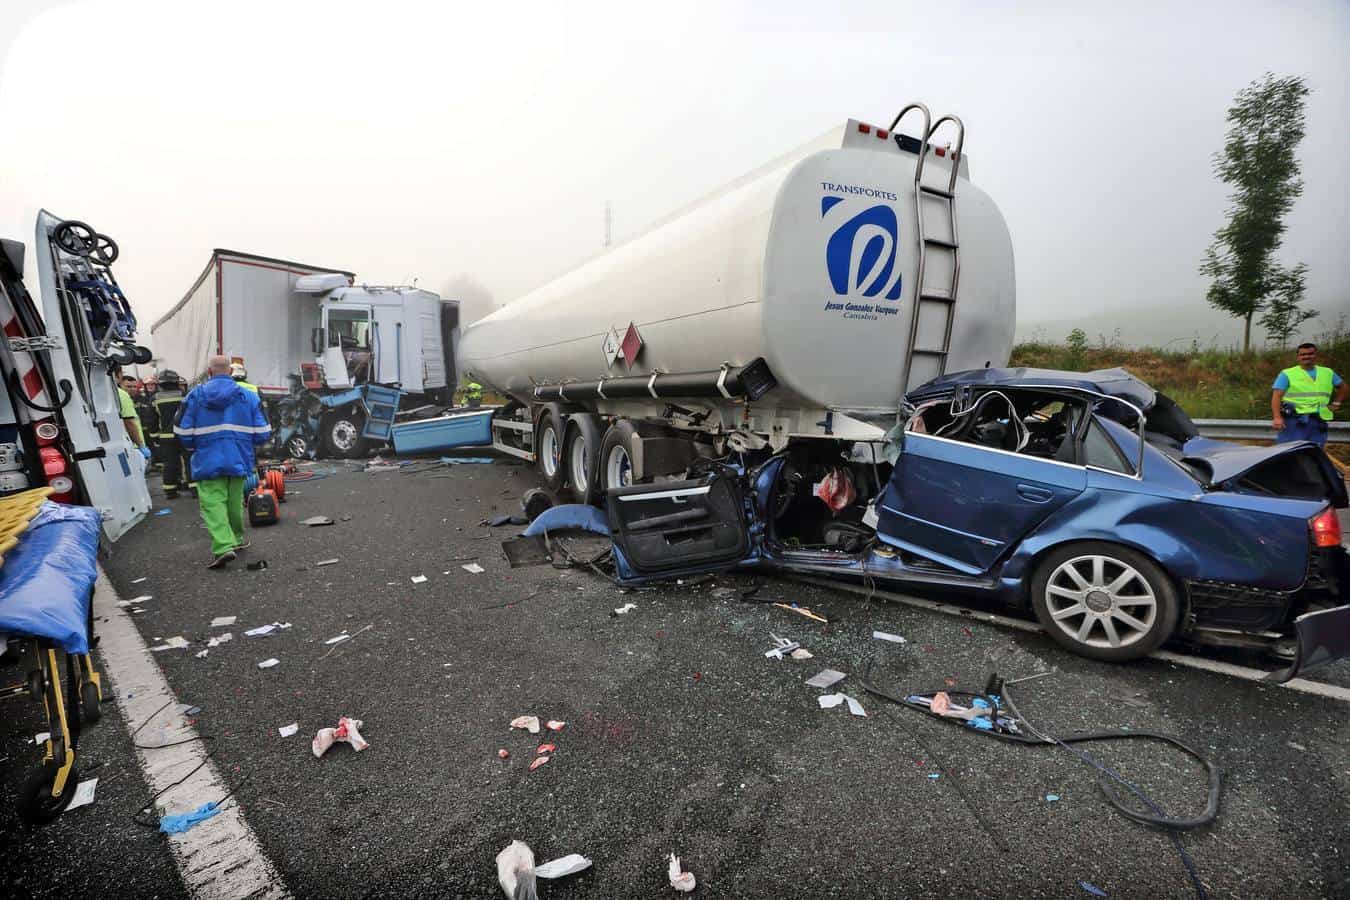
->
<box><xmin>923</xmin><ymin>236</ymin><xmax>958</xmax><ymax>250</ymax></box>
<box><xmin>918</xmin><ymin>184</ymin><xmax>954</xmax><ymax>200</ymax></box>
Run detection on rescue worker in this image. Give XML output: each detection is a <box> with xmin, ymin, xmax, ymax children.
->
<box><xmin>175</xmin><ymin>355</ymin><xmax>272</xmax><ymax>568</ymax></box>
<box><xmin>137</xmin><ymin>373</ymin><xmax>161</xmax><ymax>467</ymax></box>
<box><xmin>463</xmin><ymin>380</ymin><xmax>483</xmax><ymax>408</ymax></box>
<box><xmin>230</xmin><ymin>362</ymin><xmax>259</xmax><ymax>394</ymax></box>
<box><xmin>151</xmin><ymin>370</ymin><xmax>194</xmax><ymax>498</ymax></box>
<box><xmin>1271</xmin><ymin>342</ymin><xmax>1349</xmax><ymax>446</ymax></box>
<box><xmin>113</xmin><ymin>367</ymin><xmax>150</xmax><ymax>458</ymax></box>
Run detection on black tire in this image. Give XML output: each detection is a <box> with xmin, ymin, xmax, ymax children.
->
<box><xmin>52</xmin><ymin>220</ymin><xmax>96</xmax><ymax>257</ymax></box>
<box><xmin>564</xmin><ymin>413</ymin><xmax>604</xmax><ymax>505</ymax></box>
<box><xmin>322</xmin><ymin>413</ymin><xmax>367</xmax><ymax>459</ymax></box>
<box><xmin>80</xmin><ymin>681</ymin><xmax>101</xmax><ymax>725</ymax></box>
<box><xmin>18</xmin><ymin>762</ymin><xmax>79</xmax><ymax>825</ymax></box>
<box><xmin>598</xmin><ymin>419</ymin><xmax>642</xmax><ymax>494</ymax></box>
<box><xmin>92</xmin><ymin>233</ymin><xmax>119</xmax><ymax>265</ymax></box>
<box><xmin>132</xmin><ymin>345</ymin><xmax>153</xmax><ymax>364</ymax></box>
<box><xmin>1030</xmin><ymin>541</ymin><xmax>1179</xmax><ymax>663</ymax></box>
<box><xmin>535</xmin><ymin>406</ymin><xmax>567</xmax><ymax>493</ymax></box>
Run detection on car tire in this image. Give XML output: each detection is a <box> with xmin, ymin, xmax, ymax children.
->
<box><xmin>1030</xmin><ymin>541</ymin><xmax>1179</xmax><ymax>662</ymax></box>
<box><xmin>599</xmin><ymin>419</ymin><xmax>641</xmax><ymax>494</ymax></box>
<box><xmin>564</xmin><ymin>413</ymin><xmax>604</xmax><ymax>505</ymax></box>
<box><xmin>535</xmin><ymin>406</ymin><xmax>567</xmax><ymax>494</ymax></box>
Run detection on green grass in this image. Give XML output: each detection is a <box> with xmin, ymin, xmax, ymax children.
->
<box><xmin>1009</xmin><ymin>319</ymin><xmax>1350</xmax><ymax>420</ymax></box>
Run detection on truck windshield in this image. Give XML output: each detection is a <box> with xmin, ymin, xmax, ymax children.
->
<box><xmin>328</xmin><ymin>308</ymin><xmax>371</xmax><ymax>350</ymax></box>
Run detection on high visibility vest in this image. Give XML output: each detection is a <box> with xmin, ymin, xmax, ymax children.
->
<box><xmin>236</xmin><ymin>379</ymin><xmax>259</xmax><ymax>394</ymax></box>
<box><xmin>1282</xmin><ymin>366</ymin><xmax>1335</xmax><ymax>420</ymax></box>
<box><xmin>465</xmin><ymin>382</ymin><xmax>483</xmax><ymax>400</ymax></box>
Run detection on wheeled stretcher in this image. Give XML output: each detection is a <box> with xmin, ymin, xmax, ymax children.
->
<box><xmin>0</xmin><ymin>490</ymin><xmax>105</xmax><ymax>824</ymax></box>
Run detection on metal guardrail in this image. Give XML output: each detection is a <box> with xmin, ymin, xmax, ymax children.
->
<box><xmin>1193</xmin><ymin>419</ymin><xmax>1350</xmax><ymax>444</ymax></box>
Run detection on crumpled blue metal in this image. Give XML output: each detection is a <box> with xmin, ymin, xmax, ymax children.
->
<box><xmin>0</xmin><ymin>501</ymin><xmax>101</xmax><ymax>654</ymax></box>
<box><xmin>159</xmin><ymin>801</ymin><xmax>221</xmax><ymax>834</ymax></box>
<box><xmin>522</xmin><ymin>504</ymin><xmax>610</xmax><ymax>538</ymax></box>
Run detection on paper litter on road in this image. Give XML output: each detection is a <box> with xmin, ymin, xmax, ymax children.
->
<box><xmin>668</xmin><ymin>853</ymin><xmax>697</xmax><ymax>893</ymax></box>
<box><xmin>316</xmin><ymin>558</ymin><xmax>340</xmax><ymax>567</ymax></box>
<box><xmin>150</xmin><ymin>636</ymin><xmax>190</xmax><ymax>652</ymax></box>
<box><xmin>873</xmin><ymin>630</ymin><xmax>907</xmax><ymax>644</ymax></box>
<box><xmin>462</xmin><ymin>562</ymin><xmax>486</xmax><ymax>574</ymax></box>
<box><xmin>614</xmin><ymin>602</ymin><xmax>637</xmax><ymax>615</ymax></box>
<box><xmin>300</xmin><ymin>516</ymin><xmax>334</xmax><ymax>527</ymax></box>
<box><xmin>34</xmin><ymin>731</ymin><xmax>50</xmax><ymax>744</ymax></box>
<box><xmin>195</xmin><ymin>649</ymin><xmax>209</xmax><ymax>659</ymax></box>
<box><xmin>789</xmin><ymin>648</ymin><xmax>814</xmax><ymax>660</ymax></box>
<box><xmin>257</xmin><ymin>658</ymin><xmax>280</xmax><ymax>669</ymax></box>
<box><xmin>312</xmin><ymin>716</ymin><xmax>368</xmax><ymax>756</ymax></box>
<box><xmin>278</xmin><ymin>723</ymin><xmax>299</xmax><ymax>738</ymax></box>
<box><xmin>845</xmin><ymin>695</ymin><xmax>867</xmax><ymax>717</ymax></box>
<box><xmin>66</xmin><ymin>778</ymin><xmax>98</xmax><ymax>811</ymax></box>
<box><xmin>211</xmin><ymin>616</ymin><xmax>237</xmax><ymax>627</ymax></box>
<box><xmin>817</xmin><ymin>693</ymin><xmax>846</xmax><ymax>709</ymax></box>
<box><xmin>545</xmin><ymin>720</ymin><xmax>565</xmax><ymax>732</ymax></box>
<box><xmin>805</xmin><ymin>668</ymin><xmax>846</xmax><ymax>688</ymax></box>
<box><xmin>131</xmin><ymin>577</ymin><xmax>147</xmax><ymax>584</ymax></box>
<box><xmin>244</xmin><ymin>622</ymin><xmax>291</xmax><ymax>637</ymax></box>
<box><xmin>410</xmin><ymin>575</ymin><xmax>428</xmax><ymax>584</ymax></box>
<box><xmin>510</xmin><ymin>715</ymin><xmax>541</xmax><ymax>734</ymax></box>
<box><xmin>128</xmin><ymin>595</ymin><xmax>152</xmax><ymax>605</ymax></box>
<box><xmin>535</xmin><ymin>854</ymin><xmax>592</xmax><ymax>879</ymax></box>
<box><xmin>324</xmin><ymin>633</ymin><xmax>350</xmax><ymax>645</ymax></box>
<box><xmin>207</xmin><ymin>633</ymin><xmax>232</xmax><ymax>648</ymax></box>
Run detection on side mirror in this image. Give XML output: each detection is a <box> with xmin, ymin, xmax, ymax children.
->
<box><xmin>311</xmin><ymin>328</ymin><xmax>324</xmax><ymax>354</ymax></box>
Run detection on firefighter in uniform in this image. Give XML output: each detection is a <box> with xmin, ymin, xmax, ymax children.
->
<box><xmin>152</xmin><ymin>370</ymin><xmax>194</xmax><ymax>498</ymax></box>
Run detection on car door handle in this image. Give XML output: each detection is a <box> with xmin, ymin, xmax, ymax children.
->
<box><xmin>1016</xmin><ymin>484</ymin><xmax>1055</xmax><ymax>503</ymax></box>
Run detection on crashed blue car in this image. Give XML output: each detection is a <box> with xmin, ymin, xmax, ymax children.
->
<box><xmin>597</xmin><ymin>368</ymin><xmax>1350</xmax><ymax>681</ymax></box>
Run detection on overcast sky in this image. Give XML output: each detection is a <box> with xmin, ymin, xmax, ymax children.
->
<box><xmin>1</xmin><ymin>0</ymin><xmax>1347</xmax><ymax>345</ymax></box>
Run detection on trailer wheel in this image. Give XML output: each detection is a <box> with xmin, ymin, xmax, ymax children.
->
<box><xmin>323</xmin><ymin>413</ymin><xmax>367</xmax><ymax>459</ymax></box>
<box><xmin>599</xmin><ymin>420</ymin><xmax>641</xmax><ymax>493</ymax></box>
<box><xmin>535</xmin><ymin>407</ymin><xmax>567</xmax><ymax>493</ymax></box>
<box><xmin>565</xmin><ymin>414</ymin><xmax>604</xmax><ymax>505</ymax></box>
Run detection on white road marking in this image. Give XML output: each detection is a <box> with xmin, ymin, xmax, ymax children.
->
<box><xmin>95</xmin><ymin>570</ymin><xmax>289</xmax><ymax>899</ymax></box>
<box><xmin>793</xmin><ymin>575</ymin><xmax>1350</xmax><ymax>704</ymax></box>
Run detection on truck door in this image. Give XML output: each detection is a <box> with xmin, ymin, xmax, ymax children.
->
<box><xmin>321</xmin><ymin>304</ymin><xmax>374</xmax><ymax>385</ymax></box>
<box><xmin>606</xmin><ymin>473</ymin><xmax>754</xmax><ymax>578</ymax></box>
<box><xmin>32</xmin><ymin>211</ymin><xmax>151</xmax><ymax>540</ymax></box>
<box><xmin>370</xmin><ymin>304</ymin><xmax>404</xmax><ymax>387</ymax></box>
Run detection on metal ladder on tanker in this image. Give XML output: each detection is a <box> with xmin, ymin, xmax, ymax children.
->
<box><xmin>891</xmin><ymin>103</ymin><xmax>966</xmax><ymax>401</ymax></box>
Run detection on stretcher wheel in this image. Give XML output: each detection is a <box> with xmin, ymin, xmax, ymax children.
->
<box><xmin>52</xmin><ymin>221</ymin><xmax>96</xmax><ymax>257</ymax></box>
<box><xmin>25</xmin><ymin>668</ymin><xmax>43</xmax><ymax>700</ymax></box>
<box><xmin>18</xmin><ymin>761</ymin><xmax>79</xmax><ymax>825</ymax></box>
<box><xmin>80</xmin><ymin>681</ymin><xmax>102</xmax><ymax>724</ymax></box>
<box><xmin>92</xmin><ymin>233</ymin><xmax>119</xmax><ymax>265</ymax></box>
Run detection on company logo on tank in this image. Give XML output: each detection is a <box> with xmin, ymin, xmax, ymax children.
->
<box><xmin>820</xmin><ymin>185</ymin><xmax>904</xmax><ymax>323</ymax></box>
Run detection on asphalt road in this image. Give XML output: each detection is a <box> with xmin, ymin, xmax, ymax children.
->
<box><xmin>3</xmin><ymin>458</ymin><xmax>1349</xmax><ymax>899</ymax></box>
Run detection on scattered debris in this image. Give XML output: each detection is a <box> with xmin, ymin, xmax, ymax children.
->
<box><xmin>300</xmin><ymin>515</ymin><xmax>335</xmax><ymax>527</ymax></box>
<box><xmin>928</xmin><ymin>773</ymin><xmax>941</xmax><ymax>780</ymax></box>
<box><xmin>324</xmin><ymin>633</ymin><xmax>350</xmax><ymax>646</ymax></box>
<box><xmin>845</xmin><ymin>695</ymin><xmax>867</xmax><ymax>717</ymax></box>
<box><xmin>150</xmin><ymin>636</ymin><xmax>190</xmax><ymax>652</ymax></box>
<box><xmin>185</xmin><ymin>706</ymin><xmax>202</xmax><ymax>716</ymax></box>
<box><xmin>316</xmin><ymin>558</ymin><xmax>340</xmax><ymax>567</ymax></box>
<box><xmin>211</xmin><ymin>616</ymin><xmax>236</xmax><ymax>627</ymax></box>
<box><xmin>546</xmin><ymin>720</ymin><xmax>566</xmax><ymax>732</ymax></box>
<box><xmin>33</xmin><ymin>731</ymin><xmax>50</xmax><ymax>744</ymax></box>
<box><xmin>529</xmin><ymin>755</ymin><xmax>550</xmax><ymax>771</ymax></box>
<box><xmin>279</xmin><ymin>723</ymin><xmax>299</xmax><ymax>738</ymax></box>
<box><xmin>207</xmin><ymin>633</ymin><xmax>232</xmax><ymax>648</ymax></box>
<box><xmin>462</xmin><ymin>562</ymin><xmax>486</xmax><ymax>574</ymax></box>
<box><xmin>668</xmin><ymin>853</ymin><xmax>697</xmax><ymax>893</ymax></box>
<box><xmin>131</xmin><ymin>577</ymin><xmax>148</xmax><ymax>584</ymax></box>
<box><xmin>66</xmin><ymin>778</ymin><xmax>98</xmax><ymax>811</ymax></box>
<box><xmin>614</xmin><ymin>602</ymin><xmax>637</xmax><ymax>615</ymax></box>
<box><xmin>1079</xmin><ymin>882</ymin><xmax>1107</xmax><ymax>897</ymax></box>
<box><xmin>501</xmin><ymin>535</ymin><xmax>551</xmax><ymax>568</ymax></box>
<box><xmin>247</xmin><ymin>560</ymin><xmax>269</xmax><ymax>571</ymax></box>
<box><xmin>773</xmin><ymin>602</ymin><xmax>829</xmax><ymax>624</ymax></box>
<box><xmin>159</xmin><ymin>801</ymin><xmax>221</xmax><ymax>834</ymax></box>
<box><xmin>497</xmin><ymin>840</ymin><xmax>537</xmax><ymax>900</ymax></box>
<box><xmin>1287</xmin><ymin>741</ymin><xmax>1307</xmax><ymax>752</ymax></box>
<box><xmin>764</xmin><ymin>635</ymin><xmax>801</xmax><ymax>660</ymax></box>
<box><xmin>244</xmin><ymin>622</ymin><xmax>291</xmax><ymax>637</ymax></box>
<box><xmin>410</xmin><ymin>575</ymin><xmax>428</xmax><ymax>584</ymax></box>
<box><xmin>154</xmin><ymin>508</ymin><xmax>172</xmax><ymax>516</ymax></box>
<box><xmin>498</xmin><ymin>748</ymin><xmax>510</xmax><ymax>759</ymax></box>
<box><xmin>817</xmin><ymin>693</ymin><xmax>866</xmax><ymax>717</ymax></box>
<box><xmin>128</xmin><ymin>595</ymin><xmax>152</xmax><ymax>605</ymax></box>
<box><xmin>790</xmin><ymin>648</ymin><xmax>814</xmax><ymax>660</ymax></box>
<box><xmin>318</xmin><ymin>624</ymin><xmax>373</xmax><ymax>660</ymax></box>
<box><xmin>312</xmin><ymin>716</ymin><xmax>369</xmax><ymax>757</ymax></box>
<box><xmin>194</xmin><ymin>649</ymin><xmax>209</xmax><ymax>659</ymax></box>
<box><xmin>511</xmin><ymin>715</ymin><xmax>541</xmax><ymax>734</ymax></box>
<box><xmin>257</xmin><ymin>658</ymin><xmax>280</xmax><ymax>669</ymax></box>
<box><xmin>537</xmin><ymin>743</ymin><xmax>557</xmax><ymax>755</ymax></box>
<box><xmin>873</xmin><ymin>630</ymin><xmax>906</xmax><ymax>644</ymax></box>
<box><xmin>1045</xmin><ymin>793</ymin><xmax>1060</xmax><ymax>802</ymax></box>
<box><xmin>535</xmin><ymin>854</ymin><xmax>593</xmax><ymax>880</ymax></box>
<box><xmin>482</xmin><ymin>513</ymin><xmax>529</xmax><ymax>527</ymax></box>
<box><xmin>805</xmin><ymin>669</ymin><xmax>846</xmax><ymax>689</ymax></box>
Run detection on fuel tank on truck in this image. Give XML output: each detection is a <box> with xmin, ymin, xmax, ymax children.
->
<box><xmin>458</xmin><ymin>117</ymin><xmax>1015</xmax><ymax>416</ymax></box>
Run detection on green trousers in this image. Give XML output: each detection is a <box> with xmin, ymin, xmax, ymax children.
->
<box><xmin>197</xmin><ymin>477</ymin><xmax>245</xmax><ymax>556</ymax></box>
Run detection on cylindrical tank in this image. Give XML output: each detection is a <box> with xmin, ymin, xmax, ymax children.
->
<box><xmin>459</xmin><ymin>120</ymin><xmax>1014</xmax><ymax>414</ymax></box>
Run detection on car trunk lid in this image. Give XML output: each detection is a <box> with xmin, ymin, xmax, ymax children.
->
<box><xmin>1181</xmin><ymin>437</ymin><xmax>1348</xmax><ymax>507</ymax></box>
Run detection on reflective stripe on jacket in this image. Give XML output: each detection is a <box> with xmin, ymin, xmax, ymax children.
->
<box><xmin>174</xmin><ymin>375</ymin><xmax>272</xmax><ymax>479</ymax></box>
<box><xmin>1281</xmin><ymin>366</ymin><xmax>1335</xmax><ymax>420</ymax></box>
<box><xmin>151</xmin><ymin>390</ymin><xmax>184</xmax><ymax>438</ymax></box>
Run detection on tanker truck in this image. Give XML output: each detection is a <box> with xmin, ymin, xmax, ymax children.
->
<box><xmin>457</xmin><ymin>102</ymin><xmax>1014</xmax><ymax>500</ymax></box>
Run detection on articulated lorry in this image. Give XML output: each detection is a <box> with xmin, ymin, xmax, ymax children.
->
<box><xmin>152</xmin><ymin>250</ymin><xmax>461</xmax><ymax>458</ymax></box>
<box><xmin>458</xmin><ymin>103</ymin><xmax>1014</xmax><ymax>494</ymax></box>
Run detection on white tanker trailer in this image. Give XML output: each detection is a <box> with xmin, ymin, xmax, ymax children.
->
<box><xmin>458</xmin><ymin>102</ymin><xmax>1015</xmax><ymax>503</ymax></box>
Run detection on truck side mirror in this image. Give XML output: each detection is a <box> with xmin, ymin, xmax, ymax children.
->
<box><xmin>311</xmin><ymin>328</ymin><xmax>324</xmax><ymax>354</ymax></box>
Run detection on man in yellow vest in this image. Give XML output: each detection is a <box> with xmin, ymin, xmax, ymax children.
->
<box><xmin>1271</xmin><ymin>342</ymin><xmax>1347</xmax><ymax>446</ymax></box>
<box><xmin>230</xmin><ymin>362</ymin><xmax>259</xmax><ymax>394</ymax></box>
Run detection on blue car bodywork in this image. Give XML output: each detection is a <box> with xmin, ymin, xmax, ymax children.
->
<box><xmin>602</xmin><ymin>367</ymin><xmax>1350</xmax><ymax>680</ymax></box>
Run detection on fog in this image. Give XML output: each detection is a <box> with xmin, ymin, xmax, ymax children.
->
<box><xmin>1</xmin><ymin>0</ymin><xmax>1347</xmax><ymax>346</ymax></box>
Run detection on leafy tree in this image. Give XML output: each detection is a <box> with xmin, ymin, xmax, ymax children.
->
<box><xmin>1200</xmin><ymin>73</ymin><xmax>1313</xmax><ymax>352</ymax></box>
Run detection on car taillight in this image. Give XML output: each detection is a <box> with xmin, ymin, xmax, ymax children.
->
<box><xmin>1310</xmin><ymin>507</ymin><xmax>1342</xmax><ymax>548</ymax></box>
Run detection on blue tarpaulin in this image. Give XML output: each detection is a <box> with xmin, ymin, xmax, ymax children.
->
<box><xmin>0</xmin><ymin>502</ymin><xmax>101</xmax><ymax>654</ymax></box>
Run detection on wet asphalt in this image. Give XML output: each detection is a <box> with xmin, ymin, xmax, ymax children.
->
<box><xmin>2</xmin><ymin>457</ymin><xmax>1348</xmax><ymax>899</ymax></box>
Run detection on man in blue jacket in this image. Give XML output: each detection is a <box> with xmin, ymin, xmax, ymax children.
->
<box><xmin>175</xmin><ymin>355</ymin><xmax>272</xmax><ymax>568</ymax></box>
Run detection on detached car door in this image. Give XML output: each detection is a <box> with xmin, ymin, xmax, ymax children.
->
<box><xmin>606</xmin><ymin>472</ymin><xmax>752</xmax><ymax>579</ymax></box>
<box><xmin>877</xmin><ymin>431</ymin><xmax>1087</xmax><ymax>574</ymax></box>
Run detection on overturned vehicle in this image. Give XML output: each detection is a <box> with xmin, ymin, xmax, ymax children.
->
<box><xmin>566</xmin><ymin>368</ymin><xmax>1349</xmax><ymax>681</ymax></box>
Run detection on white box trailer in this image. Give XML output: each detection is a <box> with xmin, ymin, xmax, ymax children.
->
<box><xmin>151</xmin><ymin>250</ymin><xmax>457</xmax><ymax>399</ymax></box>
